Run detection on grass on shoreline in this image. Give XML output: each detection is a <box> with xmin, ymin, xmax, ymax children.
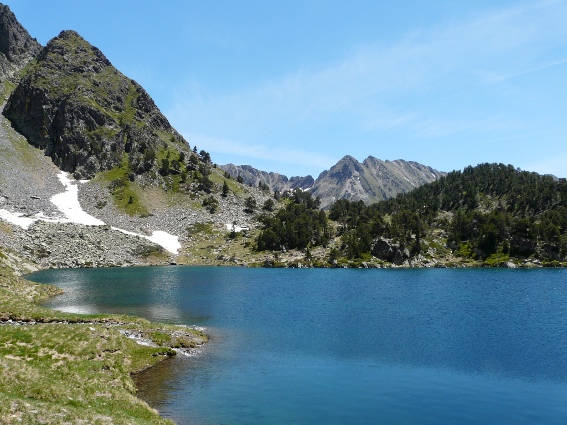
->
<box><xmin>0</xmin><ymin>264</ymin><xmax>207</xmax><ymax>424</ymax></box>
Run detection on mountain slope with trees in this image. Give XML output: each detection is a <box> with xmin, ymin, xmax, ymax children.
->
<box><xmin>326</xmin><ymin>163</ymin><xmax>567</xmax><ymax>267</ymax></box>
<box><xmin>0</xmin><ymin>12</ymin><xmax>277</xmax><ymax>270</ymax></box>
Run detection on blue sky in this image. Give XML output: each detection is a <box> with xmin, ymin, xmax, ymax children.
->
<box><xmin>8</xmin><ymin>0</ymin><xmax>567</xmax><ymax>178</ymax></box>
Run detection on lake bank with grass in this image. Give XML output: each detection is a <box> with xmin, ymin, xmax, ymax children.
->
<box><xmin>0</xmin><ymin>263</ymin><xmax>207</xmax><ymax>424</ymax></box>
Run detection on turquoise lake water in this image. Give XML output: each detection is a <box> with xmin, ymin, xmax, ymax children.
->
<box><xmin>28</xmin><ymin>267</ymin><xmax>567</xmax><ymax>424</ymax></box>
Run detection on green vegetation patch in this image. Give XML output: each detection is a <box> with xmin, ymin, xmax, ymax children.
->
<box><xmin>256</xmin><ymin>189</ymin><xmax>329</xmax><ymax>251</ymax></box>
<box><xmin>0</xmin><ymin>267</ymin><xmax>62</xmax><ymax>306</ymax></box>
<box><xmin>95</xmin><ymin>155</ymin><xmax>149</xmax><ymax>216</ymax></box>
<box><xmin>484</xmin><ymin>253</ymin><xmax>511</xmax><ymax>267</ymax></box>
<box><xmin>1</xmin><ymin>79</ymin><xmax>16</xmax><ymax>100</ymax></box>
<box><xmin>455</xmin><ymin>242</ymin><xmax>474</xmax><ymax>259</ymax></box>
<box><xmin>187</xmin><ymin>222</ymin><xmax>215</xmax><ymax>236</ymax></box>
<box><xmin>0</xmin><ymin>323</ymin><xmax>175</xmax><ymax>424</ymax></box>
<box><xmin>209</xmin><ymin>170</ymin><xmax>246</xmax><ymax>196</ymax></box>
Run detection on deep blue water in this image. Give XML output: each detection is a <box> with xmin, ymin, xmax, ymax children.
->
<box><xmin>28</xmin><ymin>267</ymin><xmax>567</xmax><ymax>424</ymax></box>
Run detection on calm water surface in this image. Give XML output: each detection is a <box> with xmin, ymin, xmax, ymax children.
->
<box><xmin>28</xmin><ymin>267</ymin><xmax>567</xmax><ymax>424</ymax></box>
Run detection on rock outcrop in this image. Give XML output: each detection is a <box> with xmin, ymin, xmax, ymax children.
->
<box><xmin>2</xmin><ymin>221</ymin><xmax>166</xmax><ymax>269</ymax></box>
<box><xmin>371</xmin><ymin>237</ymin><xmax>410</xmax><ymax>265</ymax></box>
<box><xmin>3</xmin><ymin>30</ymin><xmax>189</xmax><ymax>179</ymax></box>
<box><xmin>0</xmin><ymin>4</ymin><xmax>41</xmax><ymax>83</ymax></box>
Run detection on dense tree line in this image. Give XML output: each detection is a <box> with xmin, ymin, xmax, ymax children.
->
<box><xmin>256</xmin><ymin>190</ymin><xmax>330</xmax><ymax>251</ymax></box>
<box><xmin>253</xmin><ymin>163</ymin><xmax>567</xmax><ymax>263</ymax></box>
<box><xmin>375</xmin><ymin>163</ymin><xmax>567</xmax><ymax>217</ymax></box>
<box><xmin>328</xmin><ymin>199</ymin><xmax>423</xmax><ymax>258</ymax></box>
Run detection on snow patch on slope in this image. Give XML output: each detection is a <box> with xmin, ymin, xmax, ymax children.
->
<box><xmin>113</xmin><ymin>228</ymin><xmax>181</xmax><ymax>255</ymax></box>
<box><xmin>225</xmin><ymin>223</ymin><xmax>248</xmax><ymax>232</ymax></box>
<box><xmin>0</xmin><ymin>172</ymin><xmax>180</xmax><ymax>254</ymax></box>
<box><xmin>51</xmin><ymin>173</ymin><xmax>105</xmax><ymax>226</ymax></box>
<box><xmin>0</xmin><ymin>210</ymin><xmax>37</xmax><ymax>229</ymax></box>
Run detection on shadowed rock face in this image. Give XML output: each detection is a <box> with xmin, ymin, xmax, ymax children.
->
<box><xmin>0</xmin><ymin>4</ymin><xmax>41</xmax><ymax>83</ymax></box>
<box><xmin>3</xmin><ymin>30</ymin><xmax>189</xmax><ymax>179</ymax></box>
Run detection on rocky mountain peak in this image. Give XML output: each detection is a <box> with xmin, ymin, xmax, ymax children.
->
<box><xmin>335</xmin><ymin>155</ymin><xmax>360</xmax><ymax>168</ymax></box>
<box><xmin>311</xmin><ymin>156</ymin><xmax>445</xmax><ymax>208</ymax></box>
<box><xmin>327</xmin><ymin>155</ymin><xmax>364</xmax><ymax>178</ymax></box>
<box><xmin>339</xmin><ymin>154</ymin><xmax>357</xmax><ymax>163</ymax></box>
<box><xmin>38</xmin><ymin>30</ymin><xmax>112</xmax><ymax>71</ymax></box>
<box><xmin>3</xmin><ymin>28</ymin><xmax>189</xmax><ymax>179</ymax></box>
<box><xmin>0</xmin><ymin>3</ymin><xmax>41</xmax><ymax>82</ymax></box>
<box><xmin>53</xmin><ymin>29</ymin><xmax>84</xmax><ymax>41</ymax></box>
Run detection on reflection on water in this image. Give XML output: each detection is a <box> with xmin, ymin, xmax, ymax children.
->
<box><xmin>133</xmin><ymin>357</ymin><xmax>180</xmax><ymax>409</ymax></box>
<box><xmin>28</xmin><ymin>267</ymin><xmax>567</xmax><ymax>425</ymax></box>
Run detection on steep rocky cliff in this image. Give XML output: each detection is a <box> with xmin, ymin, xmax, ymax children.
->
<box><xmin>3</xmin><ymin>30</ymin><xmax>189</xmax><ymax>179</ymax></box>
<box><xmin>0</xmin><ymin>11</ymin><xmax>274</xmax><ymax>270</ymax></box>
<box><xmin>0</xmin><ymin>4</ymin><xmax>41</xmax><ymax>84</ymax></box>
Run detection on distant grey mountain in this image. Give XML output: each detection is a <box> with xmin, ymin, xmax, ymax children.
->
<box><xmin>220</xmin><ymin>164</ymin><xmax>314</xmax><ymax>193</ymax></box>
<box><xmin>311</xmin><ymin>155</ymin><xmax>445</xmax><ymax>208</ymax></box>
<box><xmin>221</xmin><ymin>156</ymin><xmax>445</xmax><ymax>208</ymax></box>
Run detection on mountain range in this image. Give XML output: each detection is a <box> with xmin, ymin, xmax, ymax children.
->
<box><xmin>0</xmin><ymin>2</ymin><xmax>444</xmax><ymax>217</ymax></box>
<box><xmin>0</xmin><ymin>3</ymin><xmax>443</xmax><ymax>272</ymax></box>
<box><xmin>221</xmin><ymin>156</ymin><xmax>445</xmax><ymax>208</ymax></box>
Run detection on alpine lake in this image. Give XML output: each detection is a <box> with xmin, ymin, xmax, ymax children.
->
<box><xmin>27</xmin><ymin>266</ymin><xmax>567</xmax><ymax>425</ymax></box>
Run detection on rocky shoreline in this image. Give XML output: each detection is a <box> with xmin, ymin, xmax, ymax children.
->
<box><xmin>0</xmin><ymin>217</ymin><xmax>559</xmax><ymax>273</ymax></box>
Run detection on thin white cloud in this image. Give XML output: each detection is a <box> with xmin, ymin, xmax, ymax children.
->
<box><xmin>168</xmin><ymin>0</ymin><xmax>567</xmax><ymax>168</ymax></box>
<box><xmin>187</xmin><ymin>133</ymin><xmax>336</xmax><ymax>170</ymax></box>
<box><xmin>476</xmin><ymin>57</ymin><xmax>567</xmax><ymax>85</ymax></box>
